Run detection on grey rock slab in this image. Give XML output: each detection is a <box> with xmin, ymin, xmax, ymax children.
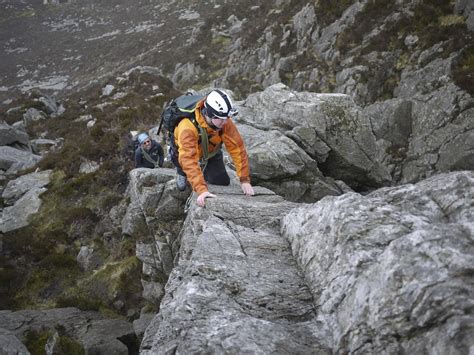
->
<box><xmin>0</xmin><ymin>308</ymin><xmax>135</xmax><ymax>355</ymax></box>
<box><xmin>281</xmin><ymin>171</ymin><xmax>474</xmax><ymax>354</ymax></box>
<box><xmin>0</xmin><ymin>328</ymin><xmax>30</xmax><ymax>355</ymax></box>
<box><xmin>239</xmin><ymin>125</ymin><xmax>317</xmax><ymax>180</ymax></box>
<box><xmin>1</xmin><ymin>169</ymin><xmax>52</xmax><ymax>205</ymax></box>
<box><xmin>401</xmin><ymin>87</ymin><xmax>474</xmax><ymax>183</ymax></box>
<box><xmin>239</xmin><ymin>84</ymin><xmax>392</xmax><ymax>187</ymax></box>
<box><xmin>29</xmin><ymin>138</ymin><xmax>62</xmax><ymax>154</ymax></box>
<box><xmin>0</xmin><ymin>146</ymin><xmax>41</xmax><ymax>174</ymax></box>
<box><xmin>0</xmin><ymin>187</ymin><xmax>46</xmax><ymax>233</ymax></box>
<box><xmin>22</xmin><ymin>108</ymin><xmax>46</xmax><ymax>126</ymax></box>
<box><xmin>0</xmin><ymin>122</ymin><xmax>30</xmax><ymax>147</ymax></box>
<box><xmin>76</xmin><ymin>245</ymin><xmax>103</xmax><ymax>271</ymax></box>
<box><xmin>312</xmin><ymin>1</ymin><xmax>368</xmax><ymax>61</ymax></box>
<box><xmin>141</xmin><ymin>184</ymin><xmax>330</xmax><ymax>354</ymax></box>
<box><xmin>132</xmin><ymin>313</ymin><xmax>155</xmax><ymax>341</ymax></box>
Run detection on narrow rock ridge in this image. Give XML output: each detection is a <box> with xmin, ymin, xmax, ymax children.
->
<box><xmin>140</xmin><ymin>184</ymin><xmax>331</xmax><ymax>354</ymax></box>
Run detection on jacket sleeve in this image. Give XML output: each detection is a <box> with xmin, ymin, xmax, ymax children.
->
<box><xmin>222</xmin><ymin>119</ymin><xmax>251</xmax><ymax>183</ymax></box>
<box><xmin>177</xmin><ymin>124</ymin><xmax>208</xmax><ymax>194</ymax></box>
<box><xmin>134</xmin><ymin>148</ymin><xmax>143</xmax><ymax>168</ymax></box>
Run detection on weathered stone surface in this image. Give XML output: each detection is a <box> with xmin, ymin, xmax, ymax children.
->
<box><xmin>22</xmin><ymin>108</ymin><xmax>46</xmax><ymax>126</ymax></box>
<box><xmin>29</xmin><ymin>138</ymin><xmax>62</xmax><ymax>154</ymax></box>
<box><xmin>238</xmin><ymin>83</ymin><xmax>391</xmax><ymax>189</ymax></box>
<box><xmin>312</xmin><ymin>1</ymin><xmax>368</xmax><ymax>61</ymax></box>
<box><xmin>1</xmin><ymin>169</ymin><xmax>51</xmax><ymax>205</ymax></box>
<box><xmin>0</xmin><ymin>328</ymin><xmax>30</xmax><ymax>355</ymax></box>
<box><xmin>123</xmin><ymin>167</ymin><xmax>190</xmax><ymax>305</ymax></box>
<box><xmin>0</xmin><ymin>146</ymin><xmax>41</xmax><ymax>174</ymax></box>
<box><xmin>133</xmin><ymin>313</ymin><xmax>155</xmax><ymax>341</ymax></box>
<box><xmin>0</xmin><ymin>187</ymin><xmax>46</xmax><ymax>233</ymax></box>
<box><xmin>0</xmin><ymin>122</ymin><xmax>29</xmax><ymax>147</ymax></box>
<box><xmin>400</xmin><ymin>82</ymin><xmax>473</xmax><ymax>183</ymax></box>
<box><xmin>141</xmin><ymin>184</ymin><xmax>331</xmax><ymax>354</ymax></box>
<box><xmin>364</xmin><ymin>98</ymin><xmax>412</xmax><ymax>145</ymax></box>
<box><xmin>76</xmin><ymin>245</ymin><xmax>103</xmax><ymax>271</ymax></box>
<box><xmin>78</xmin><ymin>160</ymin><xmax>100</xmax><ymax>174</ymax></box>
<box><xmin>335</xmin><ymin>51</ymin><xmax>398</xmax><ymax>105</ymax></box>
<box><xmin>38</xmin><ymin>95</ymin><xmax>64</xmax><ymax>116</ymax></box>
<box><xmin>281</xmin><ymin>171</ymin><xmax>474</xmax><ymax>354</ymax></box>
<box><xmin>0</xmin><ymin>308</ymin><xmax>136</xmax><ymax>355</ymax></box>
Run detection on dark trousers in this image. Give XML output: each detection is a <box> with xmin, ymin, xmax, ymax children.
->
<box><xmin>170</xmin><ymin>146</ymin><xmax>230</xmax><ymax>186</ymax></box>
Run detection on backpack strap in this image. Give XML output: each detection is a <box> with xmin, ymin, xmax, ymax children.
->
<box><xmin>141</xmin><ymin>147</ymin><xmax>160</xmax><ymax>168</ymax></box>
<box><xmin>172</xmin><ymin>117</ymin><xmax>223</xmax><ymax>162</ymax></box>
<box><xmin>198</xmin><ymin>125</ymin><xmax>222</xmax><ymax>162</ymax></box>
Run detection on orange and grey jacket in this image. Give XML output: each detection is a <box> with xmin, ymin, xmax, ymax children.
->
<box><xmin>174</xmin><ymin>100</ymin><xmax>251</xmax><ymax>195</ymax></box>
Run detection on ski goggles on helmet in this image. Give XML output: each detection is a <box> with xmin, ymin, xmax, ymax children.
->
<box><xmin>203</xmin><ymin>107</ymin><xmax>239</xmax><ymax>120</ymax></box>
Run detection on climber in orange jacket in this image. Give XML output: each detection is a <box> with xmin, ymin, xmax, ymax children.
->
<box><xmin>170</xmin><ymin>89</ymin><xmax>255</xmax><ymax>207</ymax></box>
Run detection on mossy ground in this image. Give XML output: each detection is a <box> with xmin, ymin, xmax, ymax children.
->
<box><xmin>25</xmin><ymin>329</ymin><xmax>85</xmax><ymax>355</ymax></box>
<box><xmin>1</xmin><ymin>72</ymin><xmax>179</xmax><ymax>316</ymax></box>
<box><xmin>331</xmin><ymin>0</ymin><xmax>471</xmax><ymax>101</ymax></box>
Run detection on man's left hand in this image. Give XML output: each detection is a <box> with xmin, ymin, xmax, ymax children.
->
<box><xmin>241</xmin><ymin>182</ymin><xmax>255</xmax><ymax>196</ymax></box>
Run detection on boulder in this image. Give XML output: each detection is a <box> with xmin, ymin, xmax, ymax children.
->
<box><xmin>0</xmin><ymin>308</ymin><xmax>137</xmax><ymax>354</ymax></box>
<box><xmin>0</xmin><ymin>122</ymin><xmax>29</xmax><ymax>147</ymax></box>
<box><xmin>38</xmin><ymin>96</ymin><xmax>65</xmax><ymax>116</ymax></box>
<box><xmin>0</xmin><ymin>328</ymin><xmax>30</xmax><ymax>355</ymax></box>
<box><xmin>0</xmin><ymin>187</ymin><xmax>46</xmax><ymax>233</ymax></box>
<box><xmin>30</xmin><ymin>138</ymin><xmax>62</xmax><ymax>154</ymax></box>
<box><xmin>141</xmin><ymin>184</ymin><xmax>331</xmax><ymax>354</ymax></box>
<box><xmin>76</xmin><ymin>245</ymin><xmax>103</xmax><ymax>271</ymax></box>
<box><xmin>123</xmin><ymin>167</ymin><xmax>189</xmax><ymax>304</ymax></box>
<box><xmin>78</xmin><ymin>160</ymin><xmax>100</xmax><ymax>174</ymax></box>
<box><xmin>22</xmin><ymin>108</ymin><xmax>46</xmax><ymax>126</ymax></box>
<box><xmin>238</xmin><ymin>83</ymin><xmax>391</xmax><ymax>190</ymax></box>
<box><xmin>0</xmin><ymin>146</ymin><xmax>41</xmax><ymax>175</ymax></box>
<box><xmin>281</xmin><ymin>171</ymin><xmax>474</xmax><ymax>353</ymax></box>
<box><xmin>1</xmin><ymin>169</ymin><xmax>52</xmax><ymax>205</ymax></box>
<box><xmin>399</xmin><ymin>78</ymin><xmax>473</xmax><ymax>183</ymax></box>
<box><xmin>133</xmin><ymin>313</ymin><xmax>155</xmax><ymax>341</ymax></box>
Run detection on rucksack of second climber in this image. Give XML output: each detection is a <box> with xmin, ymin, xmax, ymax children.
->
<box><xmin>157</xmin><ymin>93</ymin><xmax>204</xmax><ymax>139</ymax></box>
<box><xmin>125</xmin><ymin>131</ymin><xmax>141</xmax><ymax>160</ymax></box>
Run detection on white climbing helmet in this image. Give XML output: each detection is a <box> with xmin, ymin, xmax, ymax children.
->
<box><xmin>204</xmin><ymin>89</ymin><xmax>234</xmax><ymax>120</ymax></box>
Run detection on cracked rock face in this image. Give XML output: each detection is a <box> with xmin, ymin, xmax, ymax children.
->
<box><xmin>0</xmin><ymin>307</ymin><xmax>137</xmax><ymax>354</ymax></box>
<box><xmin>281</xmin><ymin>170</ymin><xmax>474</xmax><ymax>354</ymax></box>
<box><xmin>140</xmin><ymin>184</ymin><xmax>331</xmax><ymax>354</ymax></box>
<box><xmin>140</xmin><ymin>170</ymin><xmax>473</xmax><ymax>354</ymax></box>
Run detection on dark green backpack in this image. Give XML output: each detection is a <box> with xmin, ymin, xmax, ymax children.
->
<box><xmin>157</xmin><ymin>93</ymin><xmax>203</xmax><ymax>138</ymax></box>
<box><xmin>158</xmin><ymin>93</ymin><xmax>221</xmax><ymax>161</ymax></box>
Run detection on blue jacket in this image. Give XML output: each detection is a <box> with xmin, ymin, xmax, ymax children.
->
<box><xmin>134</xmin><ymin>140</ymin><xmax>164</xmax><ymax>168</ymax></box>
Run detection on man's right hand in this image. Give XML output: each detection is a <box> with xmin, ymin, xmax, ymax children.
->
<box><xmin>197</xmin><ymin>191</ymin><xmax>216</xmax><ymax>207</ymax></box>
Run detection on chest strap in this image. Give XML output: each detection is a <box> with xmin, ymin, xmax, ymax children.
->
<box><xmin>141</xmin><ymin>148</ymin><xmax>160</xmax><ymax>168</ymax></box>
<box><xmin>198</xmin><ymin>125</ymin><xmax>222</xmax><ymax>162</ymax></box>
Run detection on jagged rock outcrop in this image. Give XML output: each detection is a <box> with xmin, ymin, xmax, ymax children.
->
<box><xmin>0</xmin><ymin>308</ymin><xmax>137</xmax><ymax>354</ymax></box>
<box><xmin>0</xmin><ymin>121</ymin><xmax>45</xmax><ymax>176</ymax></box>
<box><xmin>281</xmin><ymin>171</ymin><xmax>474</xmax><ymax>353</ymax></box>
<box><xmin>123</xmin><ymin>167</ymin><xmax>189</xmax><ymax>303</ymax></box>
<box><xmin>0</xmin><ymin>170</ymin><xmax>52</xmax><ymax>233</ymax></box>
<box><xmin>237</xmin><ymin>83</ymin><xmax>473</xmax><ymax>192</ymax></box>
<box><xmin>362</xmin><ymin>51</ymin><xmax>474</xmax><ymax>183</ymax></box>
<box><xmin>0</xmin><ymin>121</ymin><xmax>29</xmax><ymax>147</ymax></box>
<box><xmin>141</xmin><ymin>184</ymin><xmax>331</xmax><ymax>354</ymax></box>
<box><xmin>1</xmin><ymin>169</ymin><xmax>52</xmax><ymax>205</ymax></box>
<box><xmin>237</xmin><ymin>83</ymin><xmax>391</xmax><ymax>192</ymax></box>
<box><xmin>140</xmin><ymin>171</ymin><xmax>473</xmax><ymax>354</ymax></box>
<box><xmin>0</xmin><ymin>146</ymin><xmax>41</xmax><ymax>175</ymax></box>
<box><xmin>0</xmin><ymin>328</ymin><xmax>30</xmax><ymax>355</ymax></box>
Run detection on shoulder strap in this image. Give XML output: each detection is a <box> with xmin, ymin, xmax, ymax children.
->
<box><xmin>198</xmin><ymin>125</ymin><xmax>222</xmax><ymax>162</ymax></box>
<box><xmin>141</xmin><ymin>147</ymin><xmax>160</xmax><ymax>168</ymax></box>
<box><xmin>176</xmin><ymin>117</ymin><xmax>222</xmax><ymax>162</ymax></box>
